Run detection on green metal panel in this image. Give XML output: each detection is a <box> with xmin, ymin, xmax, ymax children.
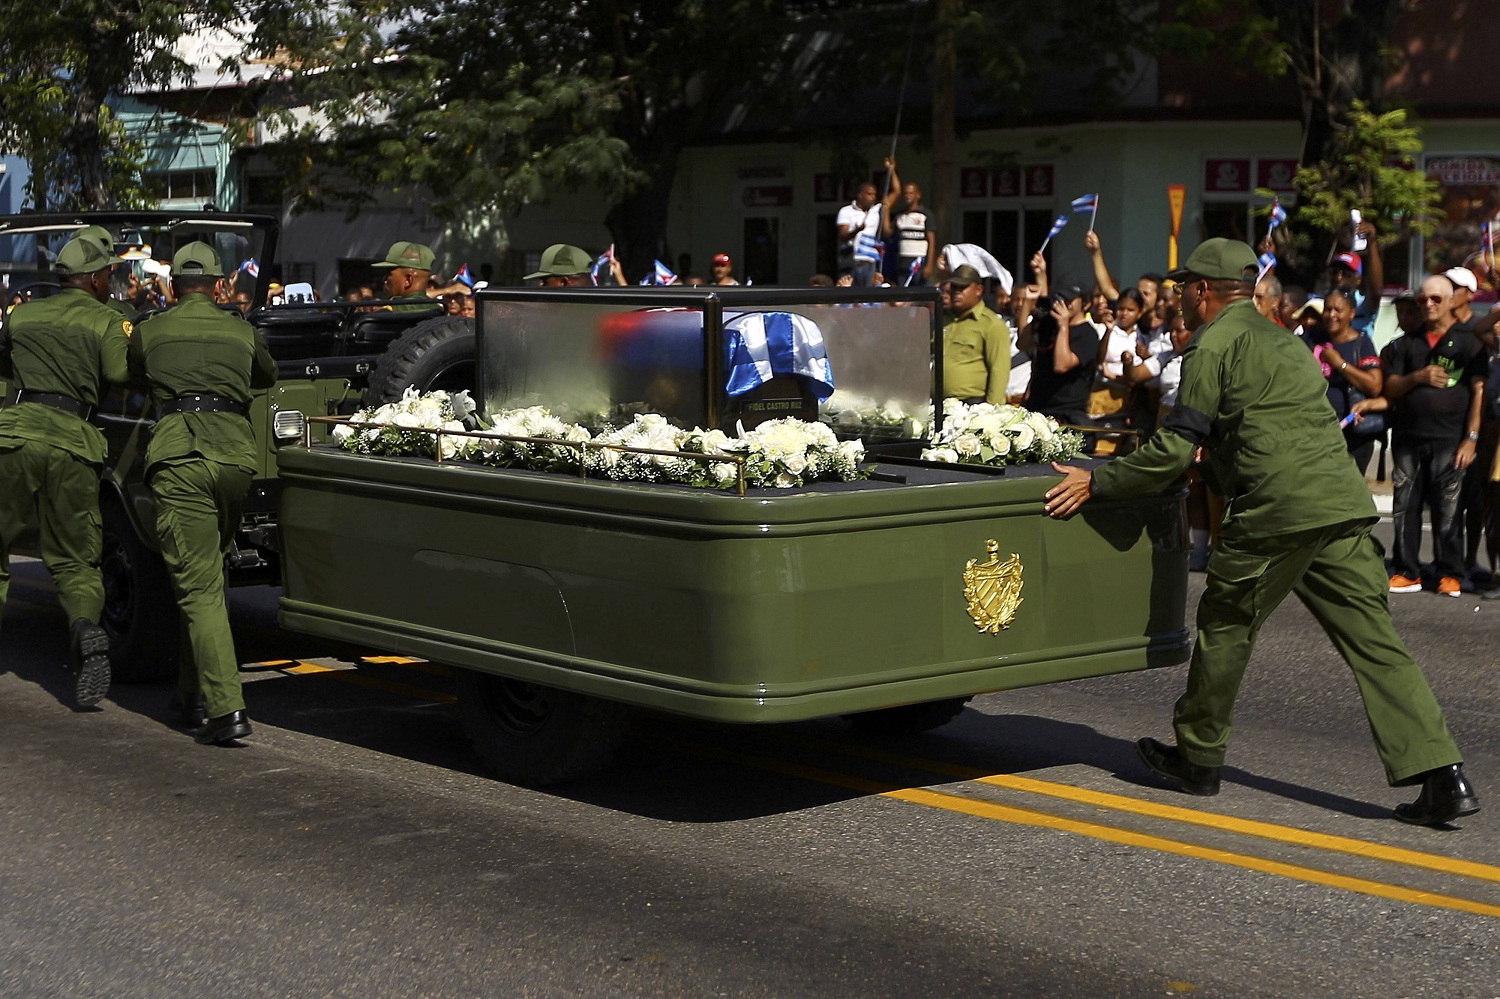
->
<box><xmin>277</xmin><ymin>446</ymin><xmax>1190</xmax><ymax>722</ymax></box>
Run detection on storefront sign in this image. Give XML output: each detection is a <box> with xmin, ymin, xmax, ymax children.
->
<box><xmin>1204</xmin><ymin>158</ymin><xmax>1251</xmax><ymax>193</ymax></box>
<box><xmin>1256</xmin><ymin>159</ymin><xmax>1299</xmax><ymax>192</ymax></box>
<box><xmin>1024</xmin><ymin>165</ymin><xmax>1054</xmax><ymax>197</ymax></box>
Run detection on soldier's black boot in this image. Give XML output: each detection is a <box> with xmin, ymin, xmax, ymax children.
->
<box><xmin>1136</xmin><ymin>737</ymin><xmax>1222</xmax><ymax>796</ymax></box>
<box><xmin>168</xmin><ymin>691</ymin><xmax>207</xmax><ymax>727</ymax></box>
<box><xmin>194</xmin><ymin>710</ymin><xmax>252</xmax><ymax>745</ymax></box>
<box><xmin>1394</xmin><ymin>765</ymin><xmax>1480</xmax><ymax>826</ymax></box>
<box><xmin>70</xmin><ymin>619</ymin><xmax>111</xmax><ymax>708</ymax></box>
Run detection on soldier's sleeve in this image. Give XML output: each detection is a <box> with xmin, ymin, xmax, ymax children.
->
<box><xmin>99</xmin><ymin>317</ymin><xmax>131</xmax><ymax>385</ymax></box>
<box><xmin>1092</xmin><ymin>337</ymin><xmax>1222</xmax><ymax>498</ymax></box>
<box><xmin>0</xmin><ymin>323</ymin><xmax>11</xmax><ymax>379</ymax></box>
<box><xmin>250</xmin><ymin>329</ymin><xmax>277</xmax><ymax>389</ymax></box>
<box><xmin>983</xmin><ymin>317</ymin><xmax>1011</xmax><ymax>405</ymax></box>
<box><xmin>126</xmin><ymin>321</ymin><xmax>147</xmax><ymax>383</ymax></box>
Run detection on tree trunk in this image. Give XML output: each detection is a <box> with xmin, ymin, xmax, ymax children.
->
<box><xmin>929</xmin><ymin>0</ymin><xmax>958</xmax><ymax>255</ymax></box>
<box><xmin>605</xmin><ymin>166</ymin><xmax>677</xmax><ymax>282</ymax></box>
<box><xmin>69</xmin><ymin>88</ymin><xmax>110</xmax><ymax>209</ymax></box>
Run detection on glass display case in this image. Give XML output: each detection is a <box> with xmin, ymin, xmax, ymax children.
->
<box><xmin>475</xmin><ymin>285</ymin><xmax>942</xmax><ymax>441</ymax></box>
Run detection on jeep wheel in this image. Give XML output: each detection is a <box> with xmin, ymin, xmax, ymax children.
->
<box><xmin>100</xmin><ymin>498</ymin><xmax>180</xmax><ymax>683</ymax></box>
<box><xmin>362</xmin><ymin>315</ymin><xmax>476</xmax><ymax>405</ymax></box>
<box><xmin>453</xmin><ymin>669</ymin><xmax>630</xmax><ymax>786</ymax></box>
<box><xmin>844</xmin><ymin>696</ymin><xmax>973</xmax><ymax>735</ymax></box>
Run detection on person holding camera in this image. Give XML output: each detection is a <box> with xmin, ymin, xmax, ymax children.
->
<box><xmin>1026</xmin><ymin>280</ymin><xmax>1099</xmax><ymax>430</ymax></box>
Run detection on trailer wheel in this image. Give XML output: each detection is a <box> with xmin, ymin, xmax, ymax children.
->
<box><xmin>99</xmin><ymin>498</ymin><xmax>180</xmax><ymax>683</ymax></box>
<box><xmin>453</xmin><ymin>669</ymin><xmax>629</xmax><ymax>786</ymax></box>
<box><xmin>362</xmin><ymin>315</ymin><xmax>475</xmax><ymax>406</ymax></box>
<box><xmin>844</xmin><ymin>696</ymin><xmax>973</xmax><ymax>735</ymax></box>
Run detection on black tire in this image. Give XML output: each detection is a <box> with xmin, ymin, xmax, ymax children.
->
<box><xmin>99</xmin><ymin>497</ymin><xmax>180</xmax><ymax>683</ymax></box>
<box><xmin>362</xmin><ymin>315</ymin><xmax>476</xmax><ymax>405</ymax></box>
<box><xmin>844</xmin><ymin>696</ymin><xmax>973</xmax><ymax>735</ymax></box>
<box><xmin>452</xmin><ymin>669</ymin><xmax>630</xmax><ymax>786</ymax></box>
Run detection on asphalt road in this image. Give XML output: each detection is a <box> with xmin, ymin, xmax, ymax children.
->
<box><xmin>3</xmin><ymin>525</ymin><xmax>1499</xmax><ymax>999</ymax></box>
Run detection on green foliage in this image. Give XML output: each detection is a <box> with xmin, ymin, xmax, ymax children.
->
<box><xmin>1280</xmin><ymin>102</ymin><xmax>1442</xmax><ymax>242</ymax></box>
<box><xmin>0</xmin><ymin>0</ymin><xmax>241</xmax><ymax>208</ymax></box>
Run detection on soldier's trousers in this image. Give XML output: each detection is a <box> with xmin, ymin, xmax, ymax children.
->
<box><xmin>149</xmin><ymin>458</ymin><xmax>252</xmax><ymax>720</ymax></box>
<box><xmin>1174</xmin><ymin>519</ymin><xmax>1462</xmax><ymax>786</ymax></box>
<box><xmin>0</xmin><ymin>440</ymin><xmax>104</xmax><ymax>627</ymax></box>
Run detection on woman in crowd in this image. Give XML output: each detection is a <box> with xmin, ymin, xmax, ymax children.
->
<box><xmin>1304</xmin><ymin>289</ymin><xmax>1384</xmax><ymax>475</ymax></box>
<box><xmin>1086</xmin><ymin>288</ymin><xmax>1145</xmax><ymax>454</ymax></box>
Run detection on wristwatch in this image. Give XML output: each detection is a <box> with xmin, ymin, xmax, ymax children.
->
<box><xmin>1466</xmin><ymin>431</ymin><xmax>1480</xmax><ymax>442</ymax></box>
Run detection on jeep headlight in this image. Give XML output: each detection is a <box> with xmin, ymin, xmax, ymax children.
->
<box><xmin>272</xmin><ymin>409</ymin><xmax>306</xmax><ymax>441</ymax></box>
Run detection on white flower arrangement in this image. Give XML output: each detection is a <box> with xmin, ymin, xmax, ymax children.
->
<box><xmin>921</xmin><ymin>398</ymin><xmax>1084</xmax><ymax>467</ymax></box>
<box><xmin>333</xmin><ymin>391</ymin><xmax>866</xmax><ymax>490</ymax></box>
<box><xmin>331</xmin><ymin>387</ymin><xmax>474</xmax><ymax>459</ymax></box>
<box><xmin>818</xmin><ymin>390</ymin><xmax>931</xmax><ymax>439</ymax></box>
<box><xmin>468</xmin><ymin>405</ymin><xmax>593</xmax><ymax>471</ymax></box>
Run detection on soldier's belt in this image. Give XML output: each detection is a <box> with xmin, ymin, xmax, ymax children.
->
<box><xmin>15</xmin><ymin>389</ymin><xmax>92</xmax><ymax>420</ymax></box>
<box><xmin>158</xmin><ymin>394</ymin><xmax>249</xmax><ymax>418</ymax></box>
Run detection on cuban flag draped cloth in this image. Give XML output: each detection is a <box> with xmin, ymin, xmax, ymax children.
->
<box><xmin>723</xmin><ymin>312</ymin><xmax>836</xmax><ymax>399</ymax></box>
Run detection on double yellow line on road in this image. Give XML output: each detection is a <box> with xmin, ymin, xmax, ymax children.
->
<box><xmin>264</xmin><ymin>656</ymin><xmax>1500</xmax><ymax>919</ymax></box>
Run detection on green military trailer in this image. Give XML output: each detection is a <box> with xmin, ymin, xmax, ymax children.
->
<box><xmin>274</xmin><ymin>286</ymin><xmax>1191</xmax><ymax>785</ymax></box>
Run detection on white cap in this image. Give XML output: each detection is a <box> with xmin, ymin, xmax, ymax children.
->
<box><xmin>1445</xmin><ymin>266</ymin><xmax>1478</xmax><ymax>292</ymax></box>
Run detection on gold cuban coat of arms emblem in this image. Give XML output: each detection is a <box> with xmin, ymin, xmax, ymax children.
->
<box><xmin>963</xmin><ymin>540</ymin><xmax>1024</xmax><ymax>633</ymax></box>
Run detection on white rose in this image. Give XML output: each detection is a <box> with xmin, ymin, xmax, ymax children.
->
<box><xmin>713</xmin><ymin>460</ymin><xmax>739</xmax><ymax>487</ymax></box>
<box><xmin>331</xmin><ymin>424</ymin><xmax>353</xmax><ymax>443</ymax></box>
<box><xmin>775</xmin><ymin>472</ymin><xmax>798</xmax><ymax>488</ymax></box>
<box><xmin>954</xmin><ymin>434</ymin><xmax>982</xmax><ymax>456</ymax></box>
<box><xmin>1012</xmin><ymin>423</ymin><xmax>1035</xmax><ymax>450</ymax></box>
<box><xmin>393</xmin><ymin>411</ymin><xmax>421</xmax><ymax>428</ymax></box>
<box><xmin>931</xmin><ymin>447</ymin><xmax>959</xmax><ymax>464</ymax></box>
<box><xmin>784</xmin><ymin>455</ymin><xmax>808</xmax><ymax>476</ymax></box>
<box><xmin>991</xmin><ymin>434</ymin><xmax>1011</xmax><ymax>456</ymax></box>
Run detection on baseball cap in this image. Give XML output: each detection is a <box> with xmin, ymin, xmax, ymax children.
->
<box><xmin>1330</xmin><ymin>251</ymin><xmax>1363</xmax><ymax>275</ymax></box>
<box><xmin>54</xmin><ymin>236</ymin><xmax>122</xmax><ymax>276</ymax></box>
<box><xmin>372</xmin><ymin>240</ymin><xmax>437</xmax><ymax>271</ymax></box>
<box><xmin>945</xmin><ymin>264</ymin><xmax>983</xmax><ymax>287</ymax></box>
<box><xmin>1053</xmin><ymin>280</ymin><xmax>1085</xmax><ymax>302</ymax></box>
<box><xmin>1445</xmin><ymin>266</ymin><xmax>1478</xmax><ymax>292</ymax></box>
<box><xmin>172</xmin><ymin>241</ymin><xmax>224</xmax><ymax>278</ymax></box>
<box><xmin>523</xmin><ymin>243</ymin><xmax>593</xmax><ymax>280</ymax></box>
<box><xmin>1166</xmin><ymin>238</ymin><xmax>1259</xmax><ymax>283</ymax></box>
<box><xmin>712</xmin><ymin>253</ymin><xmax>732</xmax><ymax>266</ymax></box>
<box><xmin>1295</xmin><ymin>298</ymin><xmax>1325</xmax><ymax>318</ymax></box>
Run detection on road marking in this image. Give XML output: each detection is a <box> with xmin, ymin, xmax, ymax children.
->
<box><xmin>698</xmin><ymin>744</ymin><xmax>1500</xmax><ymax>920</ymax></box>
<box><xmin>279</xmin><ymin>660</ymin><xmax>456</xmax><ymax>704</ymax></box>
<box><xmin>769</xmin><ymin>732</ymin><xmax>1500</xmax><ymax>888</ymax></box>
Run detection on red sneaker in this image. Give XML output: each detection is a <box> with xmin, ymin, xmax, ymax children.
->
<box><xmin>1438</xmin><ymin>576</ymin><xmax>1462</xmax><ymax>598</ymax></box>
<box><xmin>1389</xmin><ymin>574</ymin><xmax>1423</xmax><ymax>593</ymax></box>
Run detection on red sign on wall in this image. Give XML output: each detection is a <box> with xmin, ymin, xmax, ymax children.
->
<box><xmin>1204</xmin><ymin>158</ymin><xmax>1252</xmax><ymax>193</ymax></box>
<box><xmin>1024</xmin><ymin>164</ymin><xmax>1054</xmax><ymax>197</ymax></box>
<box><xmin>960</xmin><ymin>167</ymin><xmax>988</xmax><ymax>199</ymax></box>
<box><xmin>992</xmin><ymin>168</ymin><xmax>1022</xmax><ymax>198</ymax></box>
<box><xmin>1257</xmin><ymin>159</ymin><xmax>1300</xmax><ymax>192</ymax></box>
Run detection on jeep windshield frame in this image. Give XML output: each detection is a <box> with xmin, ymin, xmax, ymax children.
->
<box><xmin>0</xmin><ymin>210</ymin><xmax>279</xmax><ymax>310</ymax></box>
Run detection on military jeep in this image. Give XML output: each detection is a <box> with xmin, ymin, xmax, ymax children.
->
<box><xmin>0</xmin><ymin>211</ymin><xmax>478</xmax><ymax>680</ymax></box>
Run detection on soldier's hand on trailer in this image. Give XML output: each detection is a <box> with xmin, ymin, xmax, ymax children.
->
<box><xmin>1044</xmin><ymin>463</ymin><xmax>1093</xmax><ymax>518</ymax></box>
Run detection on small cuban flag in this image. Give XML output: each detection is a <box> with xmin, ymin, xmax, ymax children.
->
<box><xmin>1070</xmin><ymin>194</ymin><xmax>1098</xmax><ymax>215</ymax></box>
<box><xmin>237</xmin><ymin>258</ymin><xmax>260</xmax><ymax>278</ymax></box>
<box><xmin>1267</xmin><ymin>201</ymin><xmax>1288</xmax><ymax>232</ymax></box>
<box><xmin>591</xmin><ymin>245</ymin><xmax>614</xmax><ymax>286</ymax></box>
<box><xmin>454</xmin><ymin>263</ymin><xmax>475</xmax><ymax>289</ymax></box>
<box><xmin>905</xmin><ymin>256</ymin><xmax>925</xmax><ymax>287</ymax></box>
<box><xmin>1257</xmin><ymin>251</ymin><xmax>1277</xmax><ymax>280</ymax></box>
<box><xmin>638</xmin><ymin>259</ymin><xmax>679</xmax><ymax>286</ymax></box>
<box><xmin>723</xmin><ymin>311</ymin><xmax>835</xmax><ymax>400</ymax></box>
<box><xmin>1038</xmin><ymin>214</ymin><xmax>1070</xmax><ymax>252</ymax></box>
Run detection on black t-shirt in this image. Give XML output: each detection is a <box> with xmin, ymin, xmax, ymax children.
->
<box><xmin>1384</xmin><ymin>327</ymin><xmax>1490</xmax><ymax>444</ymax></box>
<box><xmin>1029</xmin><ymin>320</ymin><xmax>1100</xmax><ymax>423</ymax></box>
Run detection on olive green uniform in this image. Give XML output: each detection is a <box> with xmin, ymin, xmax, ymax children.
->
<box><xmin>1093</xmin><ymin>298</ymin><xmax>1461</xmax><ymax>786</ymax></box>
<box><xmin>942</xmin><ymin>302</ymin><xmax>1011</xmax><ymax>405</ymax></box>
<box><xmin>387</xmin><ymin>290</ymin><xmax>438</xmax><ymax>314</ymax></box>
<box><xmin>0</xmin><ymin>288</ymin><xmax>131</xmax><ymax>628</ymax></box>
<box><xmin>129</xmin><ymin>294</ymin><xmax>276</xmax><ymax>718</ymax></box>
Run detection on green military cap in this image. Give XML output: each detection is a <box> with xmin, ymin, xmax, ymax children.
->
<box><xmin>1167</xmin><ymin>237</ymin><xmax>1259</xmax><ymax>283</ymax></box>
<box><xmin>77</xmin><ymin>224</ymin><xmax>116</xmax><ymax>256</ymax></box>
<box><xmin>524</xmin><ymin>243</ymin><xmax>593</xmax><ymax>280</ymax></box>
<box><xmin>54</xmin><ymin>236</ymin><xmax>121</xmax><ymax>276</ymax></box>
<box><xmin>172</xmin><ymin>241</ymin><xmax>225</xmax><ymax>277</ymax></box>
<box><xmin>372</xmin><ymin>240</ymin><xmax>437</xmax><ymax>271</ymax></box>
